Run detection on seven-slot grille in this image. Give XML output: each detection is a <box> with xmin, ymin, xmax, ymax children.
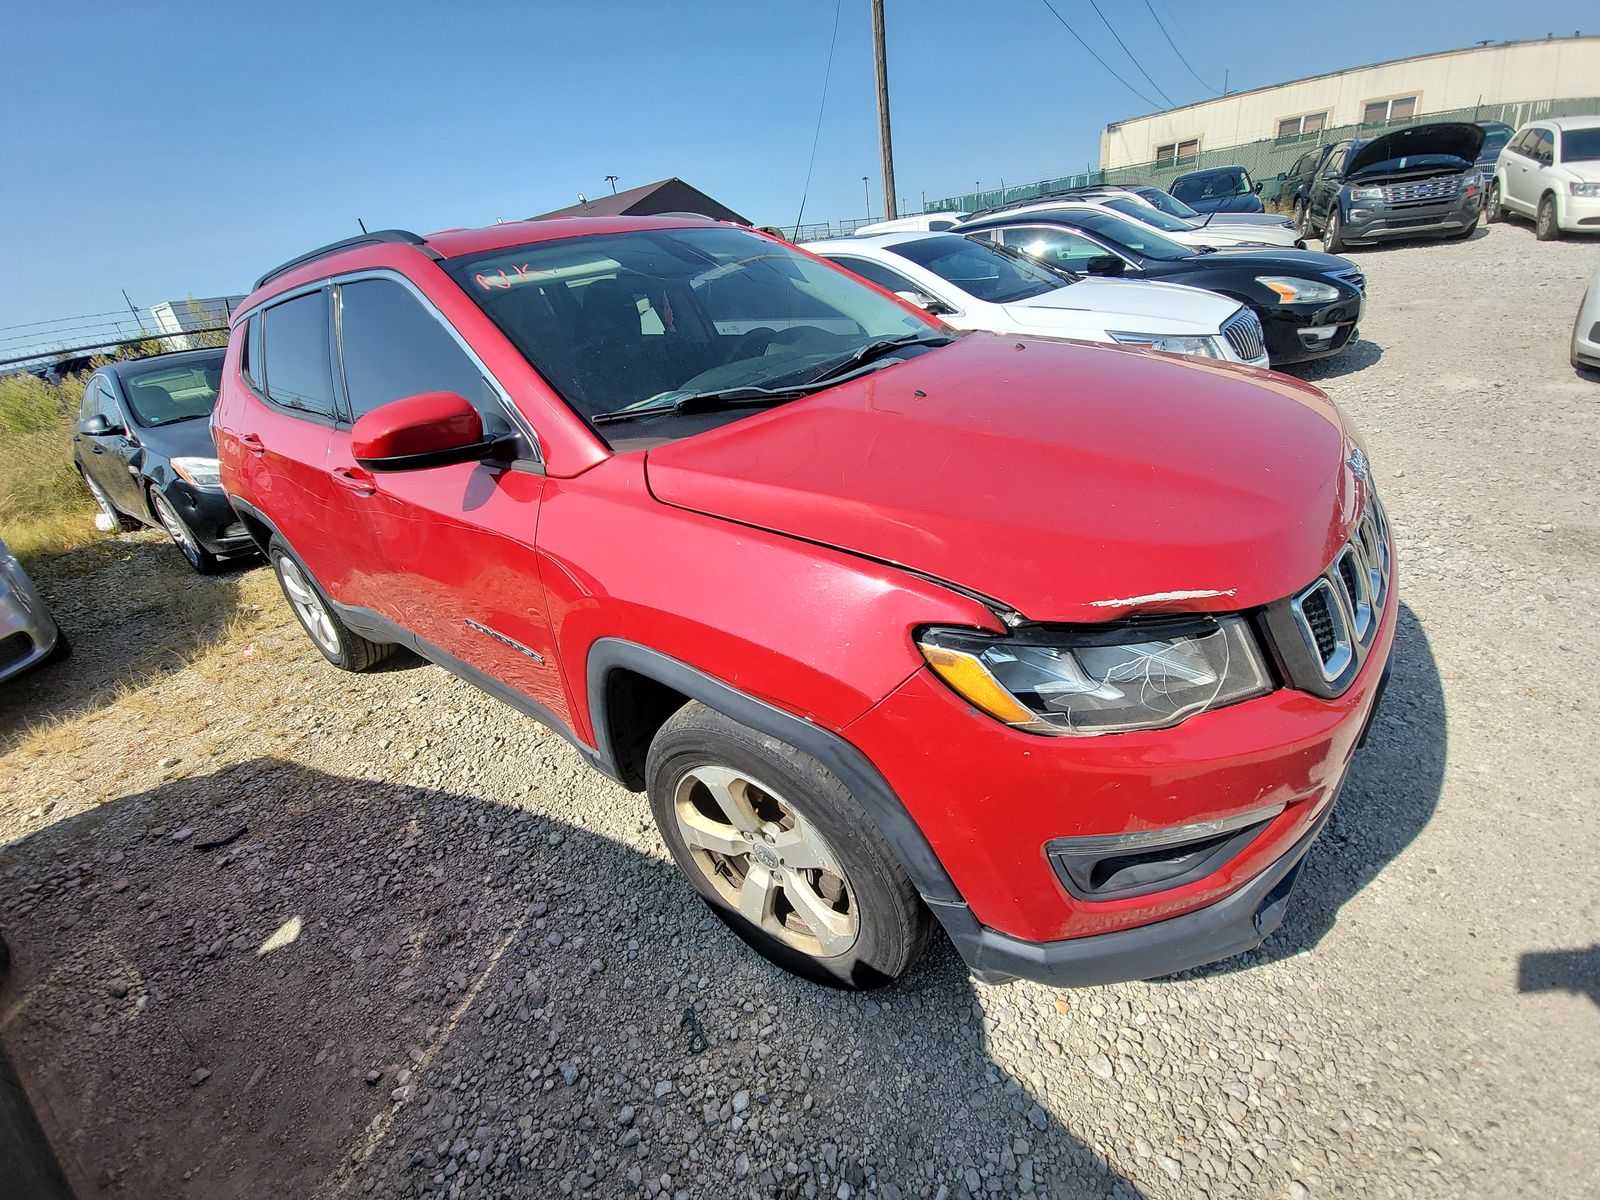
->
<box><xmin>1221</xmin><ymin>308</ymin><xmax>1266</xmax><ymax>361</ymax></box>
<box><xmin>1288</xmin><ymin>495</ymin><xmax>1391</xmax><ymax>686</ymax></box>
<box><xmin>1381</xmin><ymin>175</ymin><xmax>1462</xmax><ymax>205</ymax></box>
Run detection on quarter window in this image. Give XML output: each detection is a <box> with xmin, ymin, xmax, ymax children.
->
<box><xmin>1362</xmin><ymin>95</ymin><xmax>1417</xmax><ymax>125</ymax></box>
<box><xmin>337</xmin><ymin>278</ymin><xmax>494</xmax><ymax>420</ymax></box>
<box><xmin>262</xmin><ymin>291</ymin><xmax>336</xmax><ymax>418</ymax></box>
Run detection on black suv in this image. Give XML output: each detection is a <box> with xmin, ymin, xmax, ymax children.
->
<box><xmin>72</xmin><ymin>349</ymin><xmax>258</xmax><ymax>572</ymax></box>
<box><xmin>1305</xmin><ymin>122</ymin><xmax>1486</xmax><ymax>252</ymax></box>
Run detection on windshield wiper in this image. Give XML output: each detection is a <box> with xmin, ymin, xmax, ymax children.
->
<box><xmin>803</xmin><ymin>332</ymin><xmax>952</xmax><ymax>386</ymax></box>
<box><xmin>591</xmin><ymin>385</ymin><xmax>809</xmax><ymax>425</ymax></box>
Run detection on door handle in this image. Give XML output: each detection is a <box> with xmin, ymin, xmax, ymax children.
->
<box><xmin>332</xmin><ymin>466</ymin><xmax>377</xmax><ymax>496</ymax></box>
<box><xmin>239</xmin><ymin>432</ymin><xmax>266</xmax><ymax>456</ymax></box>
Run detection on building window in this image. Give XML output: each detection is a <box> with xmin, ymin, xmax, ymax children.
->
<box><xmin>1276</xmin><ymin>112</ymin><xmax>1328</xmax><ymax>140</ymax></box>
<box><xmin>1362</xmin><ymin>95</ymin><xmax>1417</xmax><ymax>125</ymax></box>
<box><xmin>1154</xmin><ymin>138</ymin><xmax>1200</xmax><ymax>166</ymax></box>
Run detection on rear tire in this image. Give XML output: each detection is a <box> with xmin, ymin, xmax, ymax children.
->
<box><xmin>646</xmin><ymin>701</ymin><xmax>932</xmax><ymax>989</ymax></box>
<box><xmin>268</xmin><ymin>538</ymin><xmax>394</xmax><ymax>672</ymax></box>
<box><xmin>1536</xmin><ymin>193</ymin><xmax>1560</xmax><ymax>241</ymax></box>
<box><xmin>1293</xmin><ymin>201</ymin><xmax>1310</xmax><ymax>239</ymax></box>
<box><xmin>1484</xmin><ymin>180</ymin><xmax>1503</xmax><ymax>224</ymax></box>
<box><xmin>1323</xmin><ymin>208</ymin><xmax>1346</xmax><ymax>254</ymax></box>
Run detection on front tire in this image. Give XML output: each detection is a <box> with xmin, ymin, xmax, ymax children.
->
<box><xmin>1484</xmin><ymin>180</ymin><xmax>1503</xmax><ymax>224</ymax></box>
<box><xmin>1293</xmin><ymin>201</ymin><xmax>1310</xmax><ymax>239</ymax></box>
<box><xmin>269</xmin><ymin>539</ymin><xmax>393</xmax><ymax>671</ymax></box>
<box><xmin>1450</xmin><ymin>217</ymin><xmax>1479</xmax><ymax>240</ymax></box>
<box><xmin>150</xmin><ymin>487</ymin><xmax>221</xmax><ymax>574</ymax></box>
<box><xmin>1536</xmin><ymin>193</ymin><xmax>1560</xmax><ymax>241</ymax></box>
<box><xmin>82</xmin><ymin>470</ymin><xmax>137</xmax><ymax>532</ymax></box>
<box><xmin>1323</xmin><ymin>207</ymin><xmax>1346</xmax><ymax>254</ymax></box>
<box><xmin>646</xmin><ymin>702</ymin><xmax>932</xmax><ymax>989</ymax></box>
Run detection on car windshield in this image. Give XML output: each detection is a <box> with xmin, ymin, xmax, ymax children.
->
<box><xmin>890</xmin><ymin>235</ymin><xmax>1065</xmax><ymax>302</ymax></box>
<box><xmin>1101</xmin><ymin>197</ymin><xmax>1195</xmax><ymax>232</ymax></box>
<box><xmin>118</xmin><ymin>354</ymin><xmax>224</xmax><ymax>426</ymax></box>
<box><xmin>1173</xmin><ymin>171</ymin><xmax>1246</xmax><ymax>203</ymax></box>
<box><xmin>1479</xmin><ymin>129</ymin><xmax>1512</xmax><ymax>160</ymax></box>
<box><xmin>1134</xmin><ymin>188</ymin><xmax>1200</xmax><ymax>219</ymax></box>
<box><xmin>1351</xmin><ymin>152</ymin><xmax>1469</xmax><ymax>177</ymax></box>
<box><xmin>1561</xmin><ymin>128</ymin><xmax>1600</xmax><ymax>162</ymax></box>
<box><xmin>443</xmin><ymin>226</ymin><xmax>934</xmax><ymax>436</ymax></box>
<box><xmin>1052</xmin><ymin>211</ymin><xmax>1194</xmax><ymax>261</ymax></box>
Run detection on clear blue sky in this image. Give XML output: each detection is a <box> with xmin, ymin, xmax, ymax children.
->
<box><xmin>0</xmin><ymin>0</ymin><xmax>1590</xmax><ymax>331</ymax></box>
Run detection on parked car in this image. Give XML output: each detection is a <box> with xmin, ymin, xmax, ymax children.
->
<box><xmin>214</xmin><ymin>218</ymin><xmax>1394</xmax><ymax>990</ymax></box>
<box><xmin>1278</xmin><ymin>147</ymin><xmax>1336</xmax><ymax>234</ymax></box>
<box><xmin>1170</xmin><ymin>166</ymin><xmax>1266</xmax><ymax>213</ymax></box>
<box><xmin>1117</xmin><ymin>185</ymin><xmax>1299</xmax><ymax>233</ymax></box>
<box><xmin>0</xmin><ymin>533</ymin><xmax>66</xmax><ymax>684</ymax></box>
<box><xmin>1304</xmin><ymin>122</ymin><xmax>1485</xmax><ymax>252</ymax></box>
<box><xmin>953</xmin><ymin>206</ymin><xmax>1365</xmax><ymax>364</ymax></box>
<box><xmin>1574</xmin><ymin>260</ymin><xmax>1600</xmax><ymax>371</ymax></box>
<box><xmin>1484</xmin><ymin>116</ymin><xmax>1600</xmax><ymax>240</ymax></box>
<box><xmin>1474</xmin><ymin>120</ymin><xmax>1516</xmax><ymax>187</ymax></box>
<box><xmin>72</xmin><ymin>348</ymin><xmax>258</xmax><ymax>573</ymax></box>
<box><xmin>852</xmin><ymin>213</ymin><xmax>968</xmax><ymax>235</ymax></box>
<box><xmin>810</xmin><ymin>232</ymin><xmax>1269</xmax><ymax>366</ymax></box>
<box><xmin>989</xmin><ymin>196</ymin><xmax>1297</xmax><ymax>250</ymax></box>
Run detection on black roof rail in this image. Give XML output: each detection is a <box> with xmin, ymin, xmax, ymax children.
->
<box><xmin>253</xmin><ymin>229</ymin><xmax>439</xmax><ymax>292</ymax></box>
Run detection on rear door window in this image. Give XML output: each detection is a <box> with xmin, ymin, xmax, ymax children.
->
<box><xmin>337</xmin><ymin>278</ymin><xmax>496</xmax><ymax>421</ymax></box>
<box><xmin>262</xmin><ymin>291</ymin><xmax>336</xmax><ymax>418</ymax></box>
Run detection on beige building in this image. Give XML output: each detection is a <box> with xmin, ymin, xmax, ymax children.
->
<box><xmin>1099</xmin><ymin>36</ymin><xmax>1600</xmax><ymax>170</ymax></box>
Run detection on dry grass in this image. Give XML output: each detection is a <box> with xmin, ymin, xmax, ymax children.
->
<box><xmin>0</xmin><ymin>369</ymin><xmax>95</xmax><ymax>561</ymax></box>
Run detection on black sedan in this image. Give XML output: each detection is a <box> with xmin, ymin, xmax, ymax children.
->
<box><xmin>72</xmin><ymin>348</ymin><xmax>257</xmax><ymax>573</ymax></box>
<box><xmin>953</xmin><ymin>206</ymin><xmax>1365</xmax><ymax>365</ymax></box>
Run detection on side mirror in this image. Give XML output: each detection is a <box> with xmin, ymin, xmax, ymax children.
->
<box><xmin>1085</xmin><ymin>256</ymin><xmax>1126</xmax><ymax>277</ymax></box>
<box><xmin>79</xmin><ymin>414</ymin><xmax>121</xmax><ymax>436</ymax></box>
<box><xmin>352</xmin><ymin>392</ymin><xmax>510</xmax><ymax>471</ymax></box>
<box><xmin>1252</xmin><ymin>180</ymin><xmax>1264</xmax><ymax>194</ymax></box>
<box><xmin>894</xmin><ymin>290</ymin><xmax>954</xmax><ymax>316</ymax></box>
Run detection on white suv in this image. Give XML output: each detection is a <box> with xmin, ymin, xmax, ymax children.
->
<box><xmin>810</xmin><ymin>232</ymin><xmax>1269</xmax><ymax>367</ymax></box>
<box><xmin>1486</xmin><ymin>116</ymin><xmax>1600</xmax><ymax>239</ymax></box>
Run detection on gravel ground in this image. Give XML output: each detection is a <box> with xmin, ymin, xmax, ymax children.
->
<box><xmin>1</xmin><ymin>219</ymin><xmax>1596</xmax><ymax>1200</ymax></box>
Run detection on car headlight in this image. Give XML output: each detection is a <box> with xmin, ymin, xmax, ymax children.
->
<box><xmin>1571</xmin><ymin>181</ymin><xmax>1600</xmax><ymax>198</ymax></box>
<box><xmin>1107</xmin><ymin>331</ymin><xmax>1222</xmax><ymax>359</ymax></box>
<box><xmin>1349</xmin><ymin>186</ymin><xmax>1384</xmax><ymax>201</ymax></box>
<box><xmin>916</xmin><ymin>617</ymin><xmax>1271</xmax><ymax>736</ymax></box>
<box><xmin>170</xmin><ymin>456</ymin><xmax>223</xmax><ymax>489</ymax></box>
<box><xmin>1256</xmin><ymin>276</ymin><xmax>1340</xmax><ymax>304</ymax></box>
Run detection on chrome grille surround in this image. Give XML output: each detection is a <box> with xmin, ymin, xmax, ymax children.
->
<box><xmin>1221</xmin><ymin>308</ymin><xmax>1266</xmax><ymax>362</ymax></box>
<box><xmin>1381</xmin><ymin>175</ymin><xmax>1462</xmax><ymax>205</ymax></box>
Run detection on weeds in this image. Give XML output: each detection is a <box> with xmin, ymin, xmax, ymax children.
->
<box><xmin>0</xmin><ymin>369</ymin><xmax>94</xmax><ymax>560</ymax></box>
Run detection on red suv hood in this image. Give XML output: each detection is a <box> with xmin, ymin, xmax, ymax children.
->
<box><xmin>644</xmin><ymin>335</ymin><xmax>1359</xmax><ymax>622</ymax></box>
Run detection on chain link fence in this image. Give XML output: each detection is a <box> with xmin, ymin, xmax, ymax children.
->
<box><xmin>925</xmin><ymin>96</ymin><xmax>1600</xmax><ymax>216</ymax></box>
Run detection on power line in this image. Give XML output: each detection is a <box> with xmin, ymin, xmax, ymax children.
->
<box><xmin>1144</xmin><ymin>0</ymin><xmax>1222</xmax><ymax>95</ymax></box>
<box><xmin>791</xmin><ymin>0</ymin><xmax>844</xmax><ymax>240</ymax></box>
<box><xmin>1037</xmin><ymin>0</ymin><xmax>1158</xmax><ymax>111</ymax></box>
<box><xmin>1088</xmin><ymin>0</ymin><xmax>1177</xmax><ymax>109</ymax></box>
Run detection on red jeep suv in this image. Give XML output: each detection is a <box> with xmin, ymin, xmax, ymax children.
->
<box><xmin>213</xmin><ymin>217</ymin><xmax>1395</xmax><ymax>989</ymax></box>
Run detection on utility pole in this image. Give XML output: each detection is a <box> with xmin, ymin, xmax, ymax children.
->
<box><xmin>871</xmin><ymin>0</ymin><xmax>898</xmax><ymax>221</ymax></box>
<box><xmin>605</xmin><ymin>175</ymin><xmax>619</xmax><ymax>194</ymax></box>
<box><xmin>862</xmin><ymin>176</ymin><xmax>871</xmax><ymax>222</ymax></box>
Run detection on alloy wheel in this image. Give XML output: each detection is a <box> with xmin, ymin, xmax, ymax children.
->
<box><xmin>672</xmin><ymin>764</ymin><xmax>858</xmax><ymax>958</ymax></box>
<box><xmin>1538</xmin><ymin>197</ymin><xmax>1556</xmax><ymax>240</ymax></box>
<box><xmin>276</xmin><ymin>555</ymin><xmax>341</xmax><ymax>657</ymax></box>
<box><xmin>151</xmin><ymin>490</ymin><xmax>201</xmax><ymax>567</ymax></box>
<box><xmin>84</xmin><ymin>475</ymin><xmax>120</xmax><ymax>531</ymax></box>
<box><xmin>1485</xmin><ymin>182</ymin><xmax>1501</xmax><ymax>223</ymax></box>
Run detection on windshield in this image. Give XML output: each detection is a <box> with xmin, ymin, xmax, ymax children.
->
<box><xmin>1172</xmin><ymin>170</ymin><xmax>1246</xmax><ymax>203</ymax></box>
<box><xmin>1101</xmin><ymin>197</ymin><xmax>1195</xmax><ymax>232</ymax></box>
<box><xmin>1057</xmin><ymin>211</ymin><xmax>1194</xmax><ymax>261</ymax></box>
<box><xmin>118</xmin><ymin>354</ymin><xmax>223</xmax><ymax>426</ymax></box>
<box><xmin>1352</xmin><ymin>152</ymin><xmax>1469</xmax><ymax>177</ymax></box>
<box><xmin>1561</xmin><ymin>128</ymin><xmax>1600</xmax><ymax>163</ymax></box>
<box><xmin>891</xmin><ymin>235</ymin><xmax>1065</xmax><ymax>303</ymax></box>
<box><xmin>1134</xmin><ymin>188</ymin><xmax>1200</xmax><ymax>219</ymax></box>
<box><xmin>1478</xmin><ymin>129</ymin><xmax>1512</xmax><ymax>160</ymax></box>
<box><xmin>444</xmin><ymin>227</ymin><xmax>932</xmax><ymax>435</ymax></box>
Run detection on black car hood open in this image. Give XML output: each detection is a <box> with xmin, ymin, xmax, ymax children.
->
<box><xmin>1347</xmin><ymin>122</ymin><xmax>1485</xmax><ymax>176</ymax></box>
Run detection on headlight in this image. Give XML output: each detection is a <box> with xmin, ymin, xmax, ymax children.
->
<box><xmin>1571</xmin><ymin>181</ymin><xmax>1600</xmax><ymax>198</ymax></box>
<box><xmin>1107</xmin><ymin>331</ymin><xmax>1222</xmax><ymax>359</ymax></box>
<box><xmin>170</xmin><ymin>456</ymin><xmax>223</xmax><ymax>489</ymax></box>
<box><xmin>916</xmin><ymin>617</ymin><xmax>1271</xmax><ymax>736</ymax></box>
<box><xmin>1256</xmin><ymin>276</ymin><xmax>1340</xmax><ymax>304</ymax></box>
<box><xmin>1349</xmin><ymin>186</ymin><xmax>1383</xmax><ymax>201</ymax></box>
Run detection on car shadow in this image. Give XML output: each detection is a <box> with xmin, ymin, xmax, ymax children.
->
<box><xmin>0</xmin><ymin>759</ymin><xmax>1147</xmax><ymax>1199</ymax></box>
<box><xmin>1517</xmin><ymin>945</ymin><xmax>1600</xmax><ymax>1008</ymax></box>
<box><xmin>1280</xmin><ymin>337</ymin><xmax>1383</xmax><ymax>382</ymax></box>
<box><xmin>1163</xmin><ymin>603</ymin><xmax>1445</xmax><ymax>981</ymax></box>
<box><xmin>0</xmin><ymin>535</ymin><xmax>257</xmax><ymax>751</ymax></box>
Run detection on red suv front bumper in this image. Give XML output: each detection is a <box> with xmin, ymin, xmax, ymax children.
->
<box><xmin>843</xmin><ymin>581</ymin><xmax>1398</xmax><ymax>986</ymax></box>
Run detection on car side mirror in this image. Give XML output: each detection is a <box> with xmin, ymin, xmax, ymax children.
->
<box><xmin>894</xmin><ymin>290</ymin><xmax>954</xmax><ymax>316</ymax></box>
<box><xmin>1252</xmin><ymin>180</ymin><xmax>1264</xmax><ymax>194</ymax></box>
<box><xmin>79</xmin><ymin>414</ymin><xmax>121</xmax><ymax>436</ymax></box>
<box><xmin>1085</xmin><ymin>256</ymin><xmax>1126</xmax><ymax>277</ymax></box>
<box><xmin>352</xmin><ymin>392</ymin><xmax>512</xmax><ymax>471</ymax></box>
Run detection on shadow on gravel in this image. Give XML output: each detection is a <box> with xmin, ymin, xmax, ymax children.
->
<box><xmin>0</xmin><ymin>537</ymin><xmax>258</xmax><ymax>751</ymax></box>
<box><xmin>1279</xmin><ymin>337</ymin><xmax>1383</xmax><ymax>382</ymax></box>
<box><xmin>1172</xmin><ymin>603</ymin><xmax>1446</xmax><ymax>980</ymax></box>
<box><xmin>1517</xmin><ymin>946</ymin><xmax>1600</xmax><ymax>1008</ymax></box>
<box><xmin>0</xmin><ymin>758</ymin><xmax>1146</xmax><ymax>1199</ymax></box>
